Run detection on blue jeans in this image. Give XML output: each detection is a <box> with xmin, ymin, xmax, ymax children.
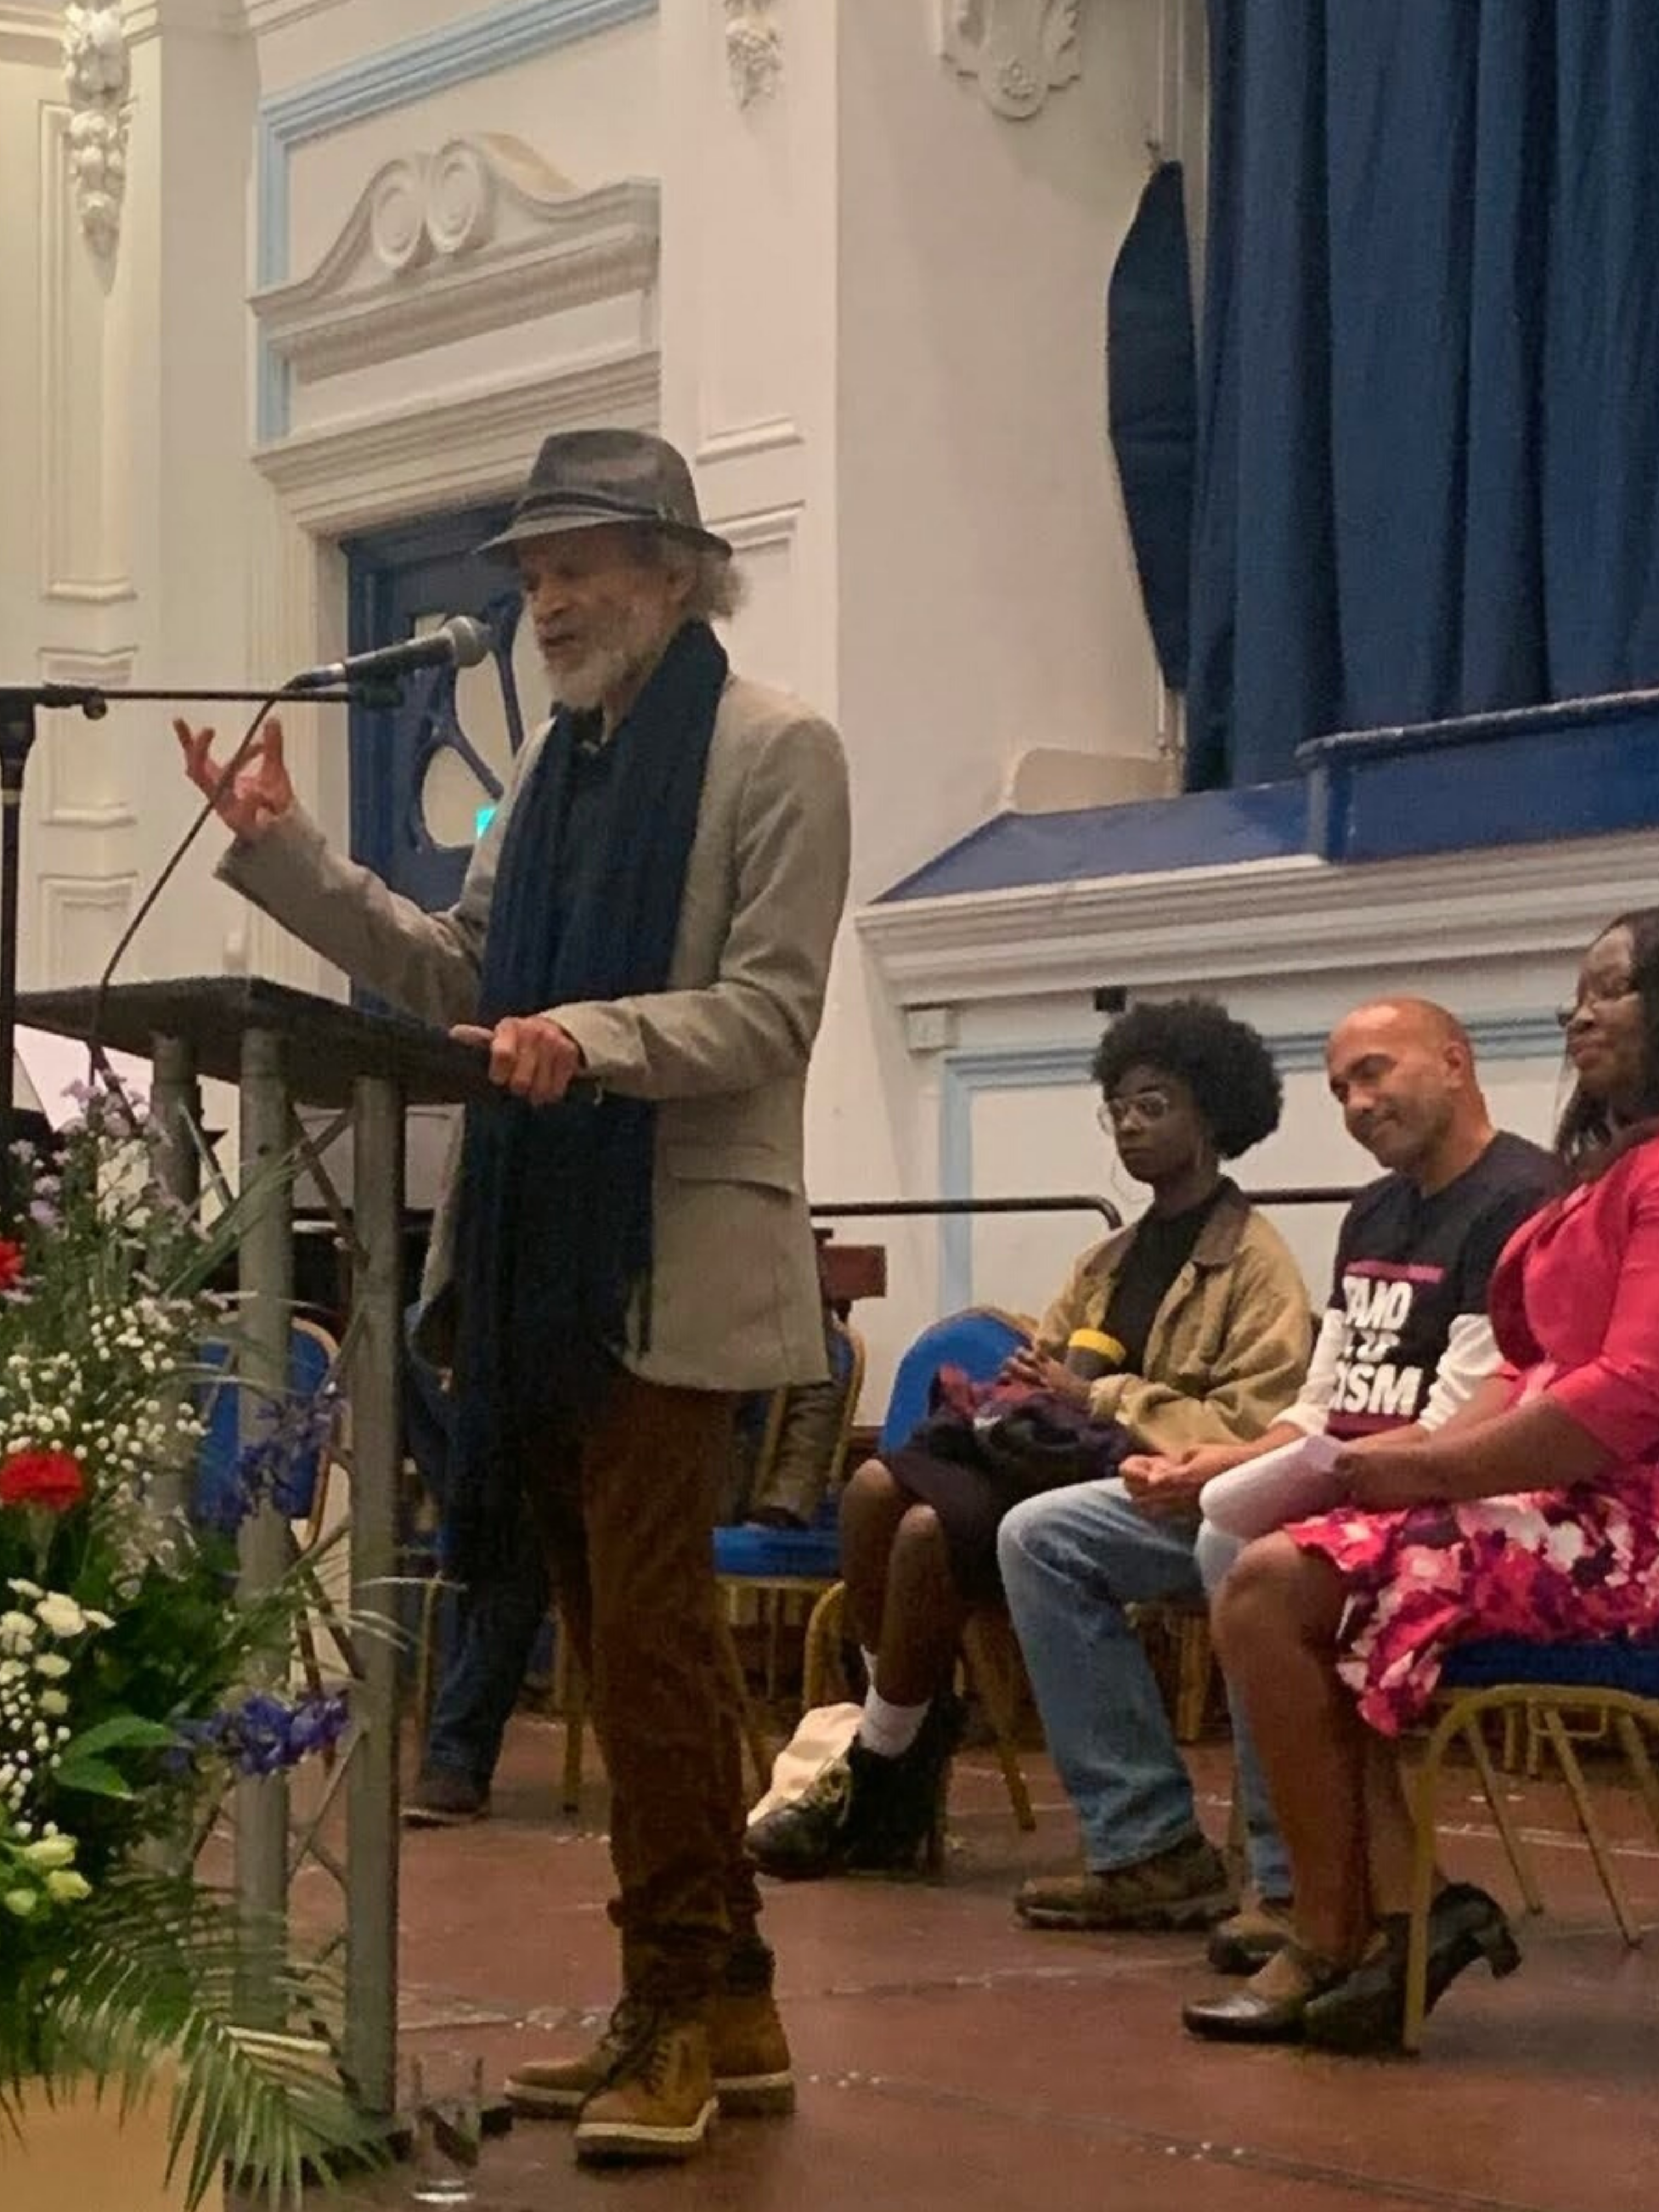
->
<box><xmin>997</xmin><ymin>1479</ymin><xmax>1290</xmax><ymax>1899</ymax></box>
<box><xmin>405</xmin><ymin>1305</ymin><xmax>550</xmax><ymax>1790</ymax></box>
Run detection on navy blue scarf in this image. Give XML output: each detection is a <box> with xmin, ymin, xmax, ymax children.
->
<box><xmin>448</xmin><ymin>619</ymin><xmax>727</xmax><ymax>1581</ymax></box>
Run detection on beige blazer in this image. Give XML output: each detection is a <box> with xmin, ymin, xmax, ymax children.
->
<box><xmin>1036</xmin><ymin>1187</ymin><xmax>1312</xmax><ymax>1454</ymax></box>
<box><xmin>219</xmin><ymin>669</ymin><xmax>851</xmax><ymax>1392</ymax></box>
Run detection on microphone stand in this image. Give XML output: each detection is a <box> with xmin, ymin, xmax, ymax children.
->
<box><xmin>0</xmin><ymin>679</ymin><xmax>393</xmax><ymax>1222</ymax></box>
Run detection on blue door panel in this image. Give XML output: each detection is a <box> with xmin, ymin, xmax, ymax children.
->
<box><xmin>343</xmin><ymin>506</ymin><xmax>538</xmax><ymax>918</ymax></box>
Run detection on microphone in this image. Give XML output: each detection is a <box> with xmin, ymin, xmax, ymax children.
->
<box><xmin>288</xmin><ymin>614</ymin><xmax>494</xmax><ymax>692</ymax></box>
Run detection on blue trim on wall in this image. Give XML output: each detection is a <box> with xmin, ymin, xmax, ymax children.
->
<box><xmin>255</xmin><ymin>0</ymin><xmax>658</xmax><ymax>441</ymax></box>
<box><xmin>935</xmin><ymin>1013</ymin><xmax>1566</xmax><ymax>1310</ymax></box>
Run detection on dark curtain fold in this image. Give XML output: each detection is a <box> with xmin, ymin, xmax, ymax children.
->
<box><xmin>1108</xmin><ymin>162</ymin><xmax>1198</xmax><ymax>689</ymax></box>
<box><xmin>1189</xmin><ymin>1</ymin><xmax>1659</xmax><ymax>790</ymax></box>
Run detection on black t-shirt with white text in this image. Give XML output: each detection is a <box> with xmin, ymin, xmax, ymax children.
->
<box><xmin>1323</xmin><ymin>1131</ymin><xmax>1559</xmax><ymax>1437</ymax></box>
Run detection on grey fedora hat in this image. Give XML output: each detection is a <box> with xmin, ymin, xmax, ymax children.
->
<box><xmin>476</xmin><ymin>427</ymin><xmax>731</xmax><ymax>560</ymax></box>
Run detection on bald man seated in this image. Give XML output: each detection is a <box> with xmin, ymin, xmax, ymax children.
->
<box><xmin>998</xmin><ymin>999</ymin><xmax>1560</xmax><ymax>1956</ymax></box>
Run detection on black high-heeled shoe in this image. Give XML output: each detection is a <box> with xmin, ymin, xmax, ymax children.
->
<box><xmin>1301</xmin><ymin>1882</ymin><xmax>1521</xmax><ymax>2053</ymax></box>
<box><xmin>1182</xmin><ymin>1940</ymin><xmax>1354</xmax><ymax>2042</ymax></box>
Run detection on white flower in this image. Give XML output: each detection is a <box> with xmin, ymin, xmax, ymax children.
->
<box><xmin>2</xmin><ymin>1888</ymin><xmax>37</xmax><ymax>1918</ymax></box>
<box><xmin>7</xmin><ymin>1581</ymin><xmax>42</xmax><ymax>1601</ymax></box>
<box><xmin>38</xmin><ymin>1691</ymin><xmax>69</xmax><ymax>1717</ymax></box>
<box><xmin>32</xmin><ymin>1653</ymin><xmax>71</xmax><ymax>1680</ymax></box>
<box><xmin>33</xmin><ymin>1594</ymin><xmax>86</xmax><ymax>1638</ymax></box>
<box><xmin>44</xmin><ymin>1869</ymin><xmax>91</xmax><ymax>1905</ymax></box>
<box><xmin>21</xmin><ymin>1835</ymin><xmax>75</xmax><ymax>1870</ymax></box>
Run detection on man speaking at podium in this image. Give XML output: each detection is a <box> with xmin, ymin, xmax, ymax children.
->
<box><xmin>177</xmin><ymin>429</ymin><xmax>851</xmax><ymax>2165</ymax></box>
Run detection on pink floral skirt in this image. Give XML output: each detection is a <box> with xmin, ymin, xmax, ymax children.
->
<box><xmin>1285</xmin><ymin>1470</ymin><xmax>1659</xmax><ymax>1734</ymax></box>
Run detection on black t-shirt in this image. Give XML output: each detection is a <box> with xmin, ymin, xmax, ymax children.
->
<box><xmin>1322</xmin><ymin>1131</ymin><xmax>1559</xmax><ymax>1437</ymax></box>
<box><xmin>1103</xmin><ymin>1184</ymin><xmax>1228</xmax><ymax>1373</ymax></box>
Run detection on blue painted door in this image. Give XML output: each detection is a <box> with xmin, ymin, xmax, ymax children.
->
<box><xmin>343</xmin><ymin>506</ymin><xmax>544</xmax><ymax>913</ymax></box>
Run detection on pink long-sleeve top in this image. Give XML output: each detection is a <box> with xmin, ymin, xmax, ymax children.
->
<box><xmin>1490</xmin><ymin>1135</ymin><xmax>1659</xmax><ymax>1468</ymax></box>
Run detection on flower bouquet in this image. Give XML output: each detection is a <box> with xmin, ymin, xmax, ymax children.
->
<box><xmin>0</xmin><ymin>1091</ymin><xmax>377</xmax><ymax>2204</ymax></box>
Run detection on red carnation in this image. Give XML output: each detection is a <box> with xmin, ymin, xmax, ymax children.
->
<box><xmin>0</xmin><ymin>1240</ymin><xmax>22</xmax><ymax>1292</ymax></box>
<box><xmin>0</xmin><ymin>1451</ymin><xmax>87</xmax><ymax>1515</ymax></box>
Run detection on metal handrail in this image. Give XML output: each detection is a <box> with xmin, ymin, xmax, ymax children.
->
<box><xmin>811</xmin><ymin>1193</ymin><xmax>1124</xmax><ymax>1232</ymax></box>
<box><xmin>811</xmin><ymin>1187</ymin><xmax>1361</xmax><ymax>1235</ymax></box>
<box><xmin>1240</xmin><ymin>1186</ymin><xmax>1361</xmax><ymax>1208</ymax></box>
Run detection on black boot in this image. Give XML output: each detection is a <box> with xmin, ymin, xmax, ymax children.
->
<box><xmin>844</xmin><ymin>1694</ymin><xmax>963</xmax><ymax>1874</ymax></box>
<box><xmin>744</xmin><ymin>1695</ymin><xmax>962</xmax><ymax>1882</ymax></box>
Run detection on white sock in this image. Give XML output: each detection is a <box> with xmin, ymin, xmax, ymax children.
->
<box><xmin>860</xmin><ymin>1686</ymin><xmax>931</xmax><ymax>1760</ymax></box>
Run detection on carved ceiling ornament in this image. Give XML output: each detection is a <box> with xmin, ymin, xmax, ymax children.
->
<box><xmin>940</xmin><ymin>0</ymin><xmax>1082</xmax><ymax>121</ymax></box>
<box><xmin>61</xmin><ymin>3</ymin><xmax>131</xmax><ymax>255</ymax></box>
<box><xmin>251</xmin><ymin>134</ymin><xmax>659</xmax><ymax>392</ymax></box>
<box><xmin>724</xmin><ymin>0</ymin><xmax>781</xmax><ymax>109</ymax></box>
<box><xmin>364</xmin><ymin>134</ymin><xmax>572</xmax><ymax>276</ymax></box>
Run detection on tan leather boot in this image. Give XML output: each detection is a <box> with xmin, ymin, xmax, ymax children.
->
<box><xmin>505</xmin><ymin>1986</ymin><xmax>794</xmax><ymax>2118</ymax></box>
<box><xmin>572</xmin><ymin>2012</ymin><xmax>715</xmax><ymax>2163</ymax></box>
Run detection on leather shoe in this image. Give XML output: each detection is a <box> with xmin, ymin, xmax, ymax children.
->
<box><xmin>1182</xmin><ymin>1940</ymin><xmax>1353</xmax><ymax>2043</ymax></box>
<box><xmin>1302</xmin><ymin>1883</ymin><xmax>1521</xmax><ymax>2052</ymax></box>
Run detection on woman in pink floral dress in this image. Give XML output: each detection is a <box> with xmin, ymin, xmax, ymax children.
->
<box><xmin>1186</xmin><ymin>907</ymin><xmax>1659</xmax><ymax>2051</ymax></box>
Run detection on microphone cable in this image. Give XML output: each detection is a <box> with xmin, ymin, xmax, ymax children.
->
<box><xmin>84</xmin><ymin>692</ymin><xmax>288</xmax><ymax>1107</ymax></box>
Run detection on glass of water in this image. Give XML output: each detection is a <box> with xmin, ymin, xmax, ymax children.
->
<box><xmin>404</xmin><ymin>2052</ymin><xmax>484</xmax><ymax>2206</ymax></box>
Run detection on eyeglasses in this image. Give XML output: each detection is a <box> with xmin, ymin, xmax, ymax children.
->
<box><xmin>1556</xmin><ymin>980</ymin><xmax>1639</xmax><ymax>1030</ymax></box>
<box><xmin>1099</xmin><ymin>1090</ymin><xmax>1175</xmax><ymax>1133</ymax></box>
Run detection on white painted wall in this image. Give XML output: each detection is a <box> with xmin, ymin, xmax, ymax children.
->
<box><xmin>3</xmin><ymin>0</ymin><xmax>1646</xmax><ymax>1421</ymax></box>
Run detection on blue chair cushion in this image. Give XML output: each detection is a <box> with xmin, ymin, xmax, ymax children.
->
<box><xmin>1439</xmin><ymin>1635</ymin><xmax>1659</xmax><ymax>1700</ymax></box>
<box><xmin>878</xmin><ymin>1310</ymin><xmax>1030</xmax><ymax>1457</ymax></box>
<box><xmin>714</xmin><ymin>1521</ymin><xmax>841</xmax><ymax>1579</ymax></box>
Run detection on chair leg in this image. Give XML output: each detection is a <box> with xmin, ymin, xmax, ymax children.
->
<box><xmin>1460</xmin><ymin>1710</ymin><xmax>1546</xmax><ymax>1917</ymax></box>
<box><xmin>1403</xmin><ymin>1733</ymin><xmax>1444</xmax><ymax>2056</ymax></box>
<box><xmin>1173</xmin><ymin>1612</ymin><xmax>1215</xmax><ymax>1745</ymax></box>
<box><xmin>1613</xmin><ymin>1711</ymin><xmax>1659</xmax><ymax>1849</ymax></box>
<box><xmin>802</xmin><ymin>1582</ymin><xmax>846</xmax><ymax>1713</ymax></box>
<box><xmin>717</xmin><ymin>1612</ymin><xmax>774</xmax><ymax>1802</ymax></box>
<box><xmin>960</xmin><ymin>1614</ymin><xmax>1035</xmax><ymax>1834</ymax></box>
<box><xmin>1541</xmin><ymin>1704</ymin><xmax>1643</xmax><ymax>1945</ymax></box>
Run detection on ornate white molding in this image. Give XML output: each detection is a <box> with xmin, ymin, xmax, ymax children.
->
<box><xmin>252</xmin><ymin>349</ymin><xmax>659</xmax><ymax>534</ymax></box>
<box><xmin>250</xmin><ymin>136</ymin><xmax>659</xmax><ymax>385</ymax></box>
<box><xmin>939</xmin><ymin>0</ymin><xmax>1081</xmax><ymax>121</ymax></box>
<box><xmin>38</xmin><ymin>872</ymin><xmax>137</xmax><ymax>983</ymax></box>
<box><xmin>61</xmin><ymin>4</ymin><xmax>130</xmax><ymax>254</ymax></box>
<box><xmin>36</xmin><ymin>648</ymin><xmax>137</xmax><ymax>827</ymax></box>
<box><xmin>724</xmin><ymin>0</ymin><xmax>780</xmax><ymax>108</ymax></box>
<box><xmin>0</xmin><ymin>7</ymin><xmax>63</xmax><ymax>60</ymax></box>
<box><xmin>857</xmin><ymin>830</ymin><xmax>1659</xmax><ymax>1007</ymax></box>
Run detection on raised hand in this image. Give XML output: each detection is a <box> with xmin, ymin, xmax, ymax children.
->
<box><xmin>174</xmin><ymin>716</ymin><xmax>295</xmax><ymax>843</ymax></box>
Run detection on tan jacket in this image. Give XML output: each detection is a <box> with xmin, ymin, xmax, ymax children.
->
<box><xmin>1035</xmin><ymin>1186</ymin><xmax>1311</xmax><ymax>1454</ymax></box>
<box><xmin>218</xmin><ymin>670</ymin><xmax>851</xmax><ymax>1392</ymax></box>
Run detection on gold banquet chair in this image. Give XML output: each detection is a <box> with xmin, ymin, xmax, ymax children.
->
<box><xmin>1400</xmin><ymin>1633</ymin><xmax>1659</xmax><ymax>2051</ymax></box>
<box><xmin>800</xmin><ymin>1306</ymin><xmax>1043</xmax><ymax>1853</ymax></box>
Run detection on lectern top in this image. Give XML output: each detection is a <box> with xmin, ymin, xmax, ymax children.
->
<box><xmin>18</xmin><ymin>978</ymin><xmax>493</xmax><ymax>1109</ymax></box>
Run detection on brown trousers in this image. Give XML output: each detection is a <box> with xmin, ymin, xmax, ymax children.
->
<box><xmin>534</xmin><ymin>1363</ymin><xmax>765</xmax><ymax>2009</ymax></box>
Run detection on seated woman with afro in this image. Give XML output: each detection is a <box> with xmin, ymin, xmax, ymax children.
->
<box><xmin>747</xmin><ymin>998</ymin><xmax>1311</xmax><ymax>1882</ymax></box>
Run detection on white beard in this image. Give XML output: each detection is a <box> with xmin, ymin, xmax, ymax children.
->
<box><xmin>539</xmin><ymin>603</ymin><xmax>678</xmax><ymax>714</ymax></box>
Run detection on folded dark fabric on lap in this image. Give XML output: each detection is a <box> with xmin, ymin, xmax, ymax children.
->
<box><xmin>905</xmin><ymin>1363</ymin><xmax>1135</xmax><ymax>1497</ymax></box>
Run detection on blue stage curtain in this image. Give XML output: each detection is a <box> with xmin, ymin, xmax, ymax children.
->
<box><xmin>1108</xmin><ymin>163</ymin><xmax>1198</xmax><ymax>690</ymax></box>
<box><xmin>1187</xmin><ymin>2</ymin><xmax>1659</xmax><ymax>790</ymax></box>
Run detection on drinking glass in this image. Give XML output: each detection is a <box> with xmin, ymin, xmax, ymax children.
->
<box><xmin>404</xmin><ymin>2052</ymin><xmax>484</xmax><ymax>2207</ymax></box>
